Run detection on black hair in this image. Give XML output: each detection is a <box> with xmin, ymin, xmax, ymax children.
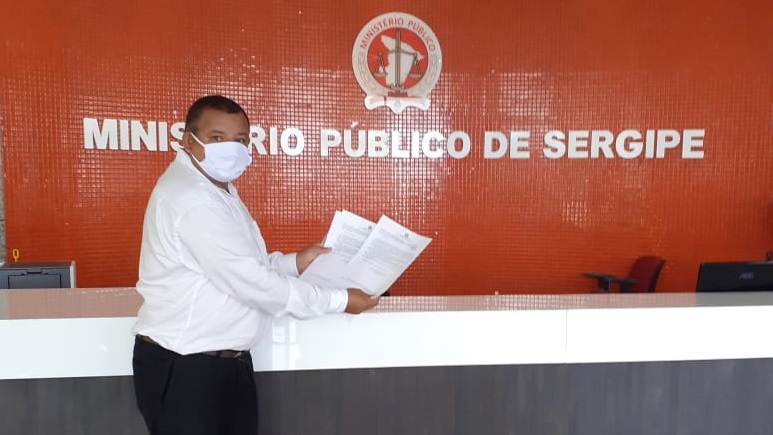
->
<box><xmin>184</xmin><ymin>95</ymin><xmax>249</xmax><ymax>133</ymax></box>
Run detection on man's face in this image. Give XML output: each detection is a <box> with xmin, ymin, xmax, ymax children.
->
<box><xmin>183</xmin><ymin>108</ymin><xmax>250</xmax><ymax>163</ymax></box>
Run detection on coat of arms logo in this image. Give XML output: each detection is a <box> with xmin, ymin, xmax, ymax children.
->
<box><xmin>352</xmin><ymin>12</ymin><xmax>442</xmax><ymax>114</ymax></box>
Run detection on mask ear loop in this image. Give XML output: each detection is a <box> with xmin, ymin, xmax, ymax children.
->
<box><xmin>184</xmin><ymin>132</ymin><xmax>203</xmax><ymax>159</ymax></box>
<box><xmin>189</xmin><ymin>132</ymin><xmax>206</xmax><ymax>146</ymax></box>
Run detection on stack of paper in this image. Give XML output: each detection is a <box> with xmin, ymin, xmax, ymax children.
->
<box><xmin>300</xmin><ymin>210</ymin><xmax>432</xmax><ymax>296</ymax></box>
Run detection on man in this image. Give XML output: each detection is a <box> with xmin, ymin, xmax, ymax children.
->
<box><xmin>132</xmin><ymin>95</ymin><xmax>379</xmax><ymax>435</ymax></box>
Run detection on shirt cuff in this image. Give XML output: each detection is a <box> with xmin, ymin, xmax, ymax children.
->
<box><xmin>329</xmin><ymin>288</ymin><xmax>349</xmax><ymax>313</ymax></box>
<box><xmin>278</xmin><ymin>253</ymin><xmax>300</xmax><ymax>277</ymax></box>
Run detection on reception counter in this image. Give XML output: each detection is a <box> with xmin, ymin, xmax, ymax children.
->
<box><xmin>2</xmin><ymin>289</ymin><xmax>773</xmax><ymax>434</ymax></box>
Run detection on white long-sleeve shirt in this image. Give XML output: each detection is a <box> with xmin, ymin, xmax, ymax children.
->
<box><xmin>133</xmin><ymin>151</ymin><xmax>348</xmax><ymax>354</ymax></box>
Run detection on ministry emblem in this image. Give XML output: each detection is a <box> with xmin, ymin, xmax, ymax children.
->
<box><xmin>352</xmin><ymin>12</ymin><xmax>442</xmax><ymax>114</ymax></box>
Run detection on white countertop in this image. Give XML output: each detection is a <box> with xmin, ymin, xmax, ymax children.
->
<box><xmin>1</xmin><ymin>289</ymin><xmax>772</xmax><ymax>379</ymax></box>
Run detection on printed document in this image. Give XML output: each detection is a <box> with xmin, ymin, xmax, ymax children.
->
<box><xmin>300</xmin><ymin>210</ymin><xmax>431</xmax><ymax>296</ymax></box>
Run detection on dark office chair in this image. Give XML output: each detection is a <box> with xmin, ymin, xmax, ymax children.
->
<box><xmin>584</xmin><ymin>255</ymin><xmax>665</xmax><ymax>293</ymax></box>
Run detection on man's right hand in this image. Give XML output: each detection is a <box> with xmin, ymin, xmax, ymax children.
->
<box><xmin>345</xmin><ymin>289</ymin><xmax>380</xmax><ymax>314</ymax></box>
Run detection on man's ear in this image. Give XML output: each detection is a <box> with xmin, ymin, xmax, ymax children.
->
<box><xmin>181</xmin><ymin>131</ymin><xmax>193</xmax><ymax>153</ymax></box>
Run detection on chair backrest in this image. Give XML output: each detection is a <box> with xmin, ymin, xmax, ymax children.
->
<box><xmin>627</xmin><ymin>256</ymin><xmax>665</xmax><ymax>292</ymax></box>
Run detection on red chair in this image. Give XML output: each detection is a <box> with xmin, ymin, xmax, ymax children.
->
<box><xmin>584</xmin><ymin>256</ymin><xmax>665</xmax><ymax>293</ymax></box>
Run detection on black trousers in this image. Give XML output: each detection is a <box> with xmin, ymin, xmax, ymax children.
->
<box><xmin>132</xmin><ymin>336</ymin><xmax>258</xmax><ymax>435</ymax></box>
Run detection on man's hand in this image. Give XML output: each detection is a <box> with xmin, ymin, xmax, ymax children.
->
<box><xmin>345</xmin><ymin>289</ymin><xmax>380</xmax><ymax>314</ymax></box>
<box><xmin>296</xmin><ymin>244</ymin><xmax>331</xmax><ymax>274</ymax></box>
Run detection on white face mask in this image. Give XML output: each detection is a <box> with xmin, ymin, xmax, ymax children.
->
<box><xmin>190</xmin><ymin>133</ymin><xmax>252</xmax><ymax>183</ymax></box>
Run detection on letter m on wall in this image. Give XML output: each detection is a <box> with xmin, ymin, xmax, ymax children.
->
<box><xmin>83</xmin><ymin>118</ymin><xmax>118</xmax><ymax>150</ymax></box>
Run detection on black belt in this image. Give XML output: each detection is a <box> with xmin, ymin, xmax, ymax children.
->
<box><xmin>137</xmin><ymin>335</ymin><xmax>247</xmax><ymax>359</ymax></box>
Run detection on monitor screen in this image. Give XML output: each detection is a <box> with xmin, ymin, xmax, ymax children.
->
<box><xmin>695</xmin><ymin>261</ymin><xmax>773</xmax><ymax>292</ymax></box>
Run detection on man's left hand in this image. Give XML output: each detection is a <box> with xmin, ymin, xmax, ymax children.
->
<box><xmin>296</xmin><ymin>244</ymin><xmax>331</xmax><ymax>274</ymax></box>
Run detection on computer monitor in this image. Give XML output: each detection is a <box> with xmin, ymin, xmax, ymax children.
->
<box><xmin>695</xmin><ymin>261</ymin><xmax>773</xmax><ymax>292</ymax></box>
<box><xmin>0</xmin><ymin>261</ymin><xmax>76</xmax><ymax>289</ymax></box>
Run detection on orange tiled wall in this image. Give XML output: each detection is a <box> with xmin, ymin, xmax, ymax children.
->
<box><xmin>0</xmin><ymin>1</ymin><xmax>772</xmax><ymax>294</ymax></box>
